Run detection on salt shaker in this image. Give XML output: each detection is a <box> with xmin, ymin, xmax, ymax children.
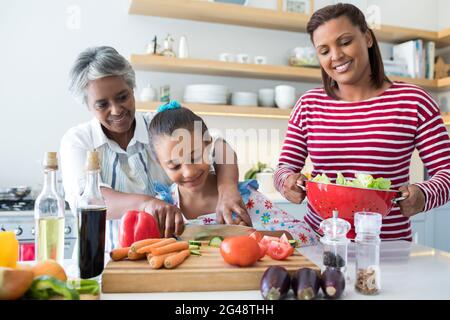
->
<box><xmin>354</xmin><ymin>212</ymin><xmax>382</xmax><ymax>295</ymax></box>
<box><xmin>319</xmin><ymin>210</ymin><xmax>351</xmax><ymax>274</ymax></box>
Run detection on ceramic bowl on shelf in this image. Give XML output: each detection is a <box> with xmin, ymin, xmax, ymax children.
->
<box><xmin>275</xmin><ymin>85</ymin><xmax>296</xmax><ymax>109</ymax></box>
<box><xmin>183</xmin><ymin>84</ymin><xmax>229</xmax><ymax>104</ymax></box>
<box><xmin>231</xmin><ymin>92</ymin><xmax>258</xmax><ymax>106</ymax></box>
<box><xmin>258</xmin><ymin>88</ymin><xmax>275</xmax><ymax>107</ymax></box>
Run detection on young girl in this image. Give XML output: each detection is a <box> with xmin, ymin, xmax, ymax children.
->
<box><xmin>149</xmin><ymin>101</ymin><xmax>318</xmax><ymax>247</ymax></box>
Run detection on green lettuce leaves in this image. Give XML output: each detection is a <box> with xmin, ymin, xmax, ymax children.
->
<box><xmin>311</xmin><ymin>172</ymin><xmax>391</xmax><ymax>190</ymax></box>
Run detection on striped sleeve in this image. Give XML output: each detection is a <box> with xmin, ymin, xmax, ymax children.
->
<box><xmin>274</xmin><ymin>98</ymin><xmax>308</xmax><ymax>192</ymax></box>
<box><xmin>413</xmin><ymin>91</ymin><xmax>450</xmax><ymax>212</ymax></box>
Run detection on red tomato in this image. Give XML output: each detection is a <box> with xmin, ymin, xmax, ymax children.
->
<box><xmin>267</xmin><ymin>240</ymin><xmax>294</xmax><ymax>260</ymax></box>
<box><xmin>220</xmin><ymin>236</ymin><xmax>260</xmax><ymax>267</ymax></box>
<box><xmin>279</xmin><ymin>233</ymin><xmax>291</xmax><ymax>245</ymax></box>
<box><xmin>249</xmin><ymin>231</ymin><xmax>263</xmax><ymax>243</ymax></box>
<box><xmin>260</xmin><ymin>235</ymin><xmax>280</xmax><ymax>247</ymax></box>
<box><xmin>257</xmin><ymin>242</ymin><xmax>268</xmax><ymax>260</ymax></box>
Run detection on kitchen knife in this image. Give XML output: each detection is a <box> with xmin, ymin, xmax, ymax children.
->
<box><xmin>177</xmin><ymin>224</ymin><xmax>256</xmax><ymax>241</ymax></box>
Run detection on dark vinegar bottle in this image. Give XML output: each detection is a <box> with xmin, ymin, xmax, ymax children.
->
<box><xmin>76</xmin><ymin>150</ymin><xmax>107</xmax><ymax>280</ymax></box>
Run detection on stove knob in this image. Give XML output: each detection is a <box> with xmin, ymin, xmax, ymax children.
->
<box><xmin>31</xmin><ymin>227</ymin><xmax>35</xmax><ymax>236</ymax></box>
<box><xmin>15</xmin><ymin>227</ymin><xmax>23</xmax><ymax>236</ymax></box>
<box><xmin>64</xmin><ymin>226</ymin><xmax>71</xmax><ymax>235</ymax></box>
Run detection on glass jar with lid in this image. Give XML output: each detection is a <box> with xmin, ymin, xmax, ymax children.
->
<box><xmin>319</xmin><ymin>210</ymin><xmax>351</xmax><ymax>273</ymax></box>
<box><xmin>354</xmin><ymin>212</ymin><xmax>382</xmax><ymax>295</ymax></box>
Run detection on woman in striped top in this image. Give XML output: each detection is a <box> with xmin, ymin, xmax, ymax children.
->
<box><xmin>275</xmin><ymin>3</ymin><xmax>450</xmax><ymax>241</ymax></box>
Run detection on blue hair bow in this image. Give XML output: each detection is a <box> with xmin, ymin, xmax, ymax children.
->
<box><xmin>157</xmin><ymin>100</ymin><xmax>182</xmax><ymax>113</ymax></box>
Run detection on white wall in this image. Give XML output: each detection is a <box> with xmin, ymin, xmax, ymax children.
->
<box><xmin>0</xmin><ymin>0</ymin><xmax>446</xmax><ymax>192</ymax></box>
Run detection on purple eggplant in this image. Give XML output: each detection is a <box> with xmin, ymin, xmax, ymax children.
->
<box><xmin>320</xmin><ymin>268</ymin><xmax>345</xmax><ymax>299</ymax></box>
<box><xmin>260</xmin><ymin>266</ymin><xmax>291</xmax><ymax>300</ymax></box>
<box><xmin>292</xmin><ymin>268</ymin><xmax>321</xmax><ymax>300</ymax></box>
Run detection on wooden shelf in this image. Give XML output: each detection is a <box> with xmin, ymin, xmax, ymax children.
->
<box><xmin>131</xmin><ymin>54</ymin><xmax>445</xmax><ymax>90</ymax></box>
<box><xmin>136</xmin><ymin>101</ymin><xmax>291</xmax><ymax>119</ymax></box>
<box><xmin>129</xmin><ymin>0</ymin><xmax>310</xmax><ymax>33</ymax></box>
<box><xmin>137</xmin><ymin>102</ymin><xmax>450</xmax><ymax>124</ymax></box>
<box><xmin>129</xmin><ymin>0</ymin><xmax>450</xmax><ymax>48</ymax></box>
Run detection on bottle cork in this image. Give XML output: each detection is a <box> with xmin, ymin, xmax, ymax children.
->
<box><xmin>86</xmin><ymin>150</ymin><xmax>100</xmax><ymax>171</ymax></box>
<box><xmin>43</xmin><ymin>152</ymin><xmax>58</xmax><ymax>170</ymax></box>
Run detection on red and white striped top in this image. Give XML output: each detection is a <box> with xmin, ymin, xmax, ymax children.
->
<box><xmin>275</xmin><ymin>82</ymin><xmax>450</xmax><ymax>241</ymax></box>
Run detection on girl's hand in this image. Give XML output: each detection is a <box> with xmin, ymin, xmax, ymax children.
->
<box><xmin>216</xmin><ymin>185</ymin><xmax>252</xmax><ymax>226</ymax></box>
<box><xmin>141</xmin><ymin>198</ymin><xmax>185</xmax><ymax>238</ymax></box>
<box><xmin>398</xmin><ymin>185</ymin><xmax>426</xmax><ymax>218</ymax></box>
<box><xmin>282</xmin><ymin>173</ymin><xmax>307</xmax><ymax>204</ymax></box>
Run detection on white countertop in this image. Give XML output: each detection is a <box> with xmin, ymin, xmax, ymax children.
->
<box><xmin>100</xmin><ymin>241</ymin><xmax>450</xmax><ymax>300</ymax></box>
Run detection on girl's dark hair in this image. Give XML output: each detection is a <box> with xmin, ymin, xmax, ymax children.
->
<box><xmin>306</xmin><ymin>3</ymin><xmax>390</xmax><ymax>99</ymax></box>
<box><xmin>149</xmin><ymin>106</ymin><xmax>210</xmax><ymax>141</ymax></box>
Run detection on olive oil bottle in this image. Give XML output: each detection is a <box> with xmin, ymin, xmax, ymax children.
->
<box><xmin>34</xmin><ymin>152</ymin><xmax>65</xmax><ymax>264</ymax></box>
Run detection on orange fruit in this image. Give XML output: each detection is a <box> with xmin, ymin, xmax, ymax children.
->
<box><xmin>32</xmin><ymin>260</ymin><xmax>67</xmax><ymax>281</ymax></box>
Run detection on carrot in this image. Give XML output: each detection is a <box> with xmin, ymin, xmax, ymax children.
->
<box><xmin>110</xmin><ymin>247</ymin><xmax>130</xmax><ymax>261</ymax></box>
<box><xmin>152</xmin><ymin>241</ymin><xmax>189</xmax><ymax>256</ymax></box>
<box><xmin>130</xmin><ymin>238</ymin><xmax>163</xmax><ymax>253</ymax></box>
<box><xmin>147</xmin><ymin>252</ymin><xmax>177</xmax><ymax>269</ymax></box>
<box><xmin>138</xmin><ymin>238</ymin><xmax>177</xmax><ymax>254</ymax></box>
<box><xmin>127</xmin><ymin>249</ymin><xmax>146</xmax><ymax>261</ymax></box>
<box><xmin>164</xmin><ymin>249</ymin><xmax>191</xmax><ymax>269</ymax></box>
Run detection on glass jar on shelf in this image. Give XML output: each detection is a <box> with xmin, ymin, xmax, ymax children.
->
<box><xmin>354</xmin><ymin>212</ymin><xmax>382</xmax><ymax>295</ymax></box>
<box><xmin>319</xmin><ymin>210</ymin><xmax>351</xmax><ymax>273</ymax></box>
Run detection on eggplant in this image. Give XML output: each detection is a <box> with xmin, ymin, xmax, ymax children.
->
<box><xmin>320</xmin><ymin>268</ymin><xmax>345</xmax><ymax>299</ymax></box>
<box><xmin>291</xmin><ymin>268</ymin><xmax>321</xmax><ymax>300</ymax></box>
<box><xmin>260</xmin><ymin>266</ymin><xmax>291</xmax><ymax>300</ymax></box>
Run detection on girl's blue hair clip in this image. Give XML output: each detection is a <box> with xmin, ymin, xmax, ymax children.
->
<box><xmin>157</xmin><ymin>100</ymin><xmax>182</xmax><ymax>113</ymax></box>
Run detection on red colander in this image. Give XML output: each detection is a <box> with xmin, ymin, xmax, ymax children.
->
<box><xmin>300</xmin><ymin>181</ymin><xmax>405</xmax><ymax>238</ymax></box>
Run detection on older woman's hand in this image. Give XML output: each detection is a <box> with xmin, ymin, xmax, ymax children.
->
<box><xmin>216</xmin><ymin>185</ymin><xmax>252</xmax><ymax>226</ymax></box>
<box><xmin>282</xmin><ymin>173</ymin><xmax>307</xmax><ymax>204</ymax></box>
<box><xmin>398</xmin><ymin>185</ymin><xmax>426</xmax><ymax>218</ymax></box>
<box><xmin>141</xmin><ymin>198</ymin><xmax>185</xmax><ymax>238</ymax></box>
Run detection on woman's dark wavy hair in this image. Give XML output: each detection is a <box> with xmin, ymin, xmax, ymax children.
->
<box><xmin>306</xmin><ymin>3</ymin><xmax>390</xmax><ymax>99</ymax></box>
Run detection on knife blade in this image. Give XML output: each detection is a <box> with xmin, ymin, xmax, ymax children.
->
<box><xmin>177</xmin><ymin>224</ymin><xmax>256</xmax><ymax>241</ymax></box>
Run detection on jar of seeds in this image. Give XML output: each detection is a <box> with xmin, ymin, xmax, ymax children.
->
<box><xmin>354</xmin><ymin>212</ymin><xmax>382</xmax><ymax>295</ymax></box>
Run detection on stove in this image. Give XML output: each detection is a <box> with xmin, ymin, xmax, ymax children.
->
<box><xmin>0</xmin><ymin>199</ymin><xmax>77</xmax><ymax>260</ymax></box>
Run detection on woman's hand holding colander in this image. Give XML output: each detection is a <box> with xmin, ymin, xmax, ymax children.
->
<box><xmin>397</xmin><ymin>185</ymin><xmax>426</xmax><ymax>218</ymax></box>
<box><xmin>282</xmin><ymin>173</ymin><xmax>308</xmax><ymax>204</ymax></box>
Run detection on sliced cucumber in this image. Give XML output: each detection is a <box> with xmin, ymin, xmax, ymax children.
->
<box><xmin>208</xmin><ymin>236</ymin><xmax>224</xmax><ymax>248</ymax></box>
<box><xmin>289</xmin><ymin>240</ymin><xmax>298</xmax><ymax>248</ymax></box>
<box><xmin>189</xmin><ymin>240</ymin><xmax>202</xmax><ymax>246</ymax></box>
<box><xmin>190</xmin><ymin>249</ymin><xmax>202</xmax><ymax>256</ymax></box>
<box><xmin>189</xmin><ymin>244</ymin><xmax>200</xmax><ymax>250</ymax></box>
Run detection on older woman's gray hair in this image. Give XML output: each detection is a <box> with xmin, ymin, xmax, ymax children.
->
<box><xmin>68</xmin><ymin>46</ymin><xmax>136</xmax><ymax>105</ymax></box>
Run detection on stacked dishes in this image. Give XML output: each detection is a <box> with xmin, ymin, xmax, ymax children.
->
<box><xmin>231</xmin><ymin>92</ymin><xmax>258</xmax><ymax>106</ymax></box>
<box><xmin>184</xmin><ymin>84</ymin><xmax>229</xmax><ymax>105</ymax></box>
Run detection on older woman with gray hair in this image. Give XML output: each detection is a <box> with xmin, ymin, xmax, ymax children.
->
<box><xmin>60</xmin><ymin>46</ymin><xmax>250</xmax><ymax>249</ymax></box>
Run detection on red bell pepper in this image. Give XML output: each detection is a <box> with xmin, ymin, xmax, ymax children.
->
<box><xmin>118</xmin><ymin>210</ymin><xmax>160</xmax><ymax>247</ymax></box>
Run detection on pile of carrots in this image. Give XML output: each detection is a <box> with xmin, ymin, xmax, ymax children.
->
<box><xmin>109</xmin><ymin>238</ymin><xmax>192</xmax><ymax>269</ymax></box>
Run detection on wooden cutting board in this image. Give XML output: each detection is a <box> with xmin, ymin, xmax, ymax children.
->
<box><xmin>101</xmin><ymin>245</ymin><xmax>319</xmax><ymax>293</ymax></box>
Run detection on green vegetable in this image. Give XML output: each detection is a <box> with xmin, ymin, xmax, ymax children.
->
<box><xmin>26</xmin><ymin>276</ymin><xmax>80</xmax><ymax>300</ymax></box>
<box><xmin>312</xmin><ymin>173</ymin><xmax>331</xmax><ymax>184</ymax></box>
<box><xmin>189</xmin><ymin>244</ymin><xmax>200</xmax><ymax>250</ymax></box>
<box><xmin>188</xmin><ymin>240</ymin><xmax>202</xmax><ymax>247</ymax></box>
<box><xmin>288</xmin><ymin>240</ymin><xmax>298</xmax><ymax>248</ymax></box>
<box><xmin>190</xmin><ymin>249</ymin><xmax>202</xmax><ymax>256</ymax></box>
<box><xmin>244</xmin><ymin>162</ymin><xmax>269</xmax><ymax>180</ymax></box>
<box><xmin>67</xmin><ymin>279</ymin><xmax>100</xmax><ymax>296</ymax></box>
<box><xmin>314</xmin><ymin>172</ymin><xmax>391</xmax><ymax>191</ymax></box>
<box><xmin>208</xmin><ymin>236</ymin><xmax>224</xmax><ymax>248</ymax></box>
